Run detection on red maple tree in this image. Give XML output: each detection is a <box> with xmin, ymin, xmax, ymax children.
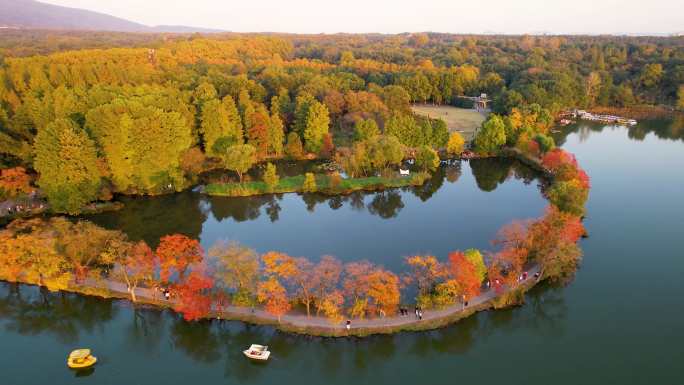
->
<box><xmin>173</xmin><ymin>266</ymin><xmax>214</xmax><ymax>321</ymax></box>
<box><xmin>541</xmin><ymin>148</ymin><xmax>577</xmax><ymax>172</ymax></box>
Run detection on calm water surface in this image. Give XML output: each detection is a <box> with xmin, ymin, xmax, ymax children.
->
<box><xmin>1</xmin><ymin>119</ymin><xmax>683</xmax><ymax>385</ymax></box>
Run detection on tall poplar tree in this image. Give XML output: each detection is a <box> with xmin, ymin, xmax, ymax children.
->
<box><xmin>200</xmin><ymin>96</ymin><xmax>243</xmax><ymax>157</ymax></box>
<box><xmin>268</xmin><ymin>102</ymin><xmax>285</xmax><ymax>156</ymax></box>
<box><xmin>34</xmin><ymin>118</ymin><xmax>101</xmax><ymax>213</ymax></box>
<box><xmin>303</xmin><ymin>101</ymin><xmax>330</xmax><ymax>154</ymax></box>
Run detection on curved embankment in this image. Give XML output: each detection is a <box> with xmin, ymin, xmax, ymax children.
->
<box><xmin>0</xmin><ymin>151</ymin><xmax>568</xmax><ymax>336</ymax></box>
<box><xmin>12</xmin><ymin>264</ymin><xmax>541</xmax><ymax>338</ymax></box>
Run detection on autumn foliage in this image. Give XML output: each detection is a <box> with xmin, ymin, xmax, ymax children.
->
<box><xmin>0</xmin><ymin>167</ymin><xmax>33</xmax><ymax>198</ymax></box>
<box><xmin>447</xmin><ymin>252</ymin><xmax>482</xmax><ymax>300</ymax></box>
<box><xmin>173</xmin><ymin>267</ymin><xmax>214</xmax><ymax>321</ymax></box>
<box><xmin>257</xmin><ymin>278</ymin><xmax>291</xmax><ymax>322</ymax></box>
<box><xmin>541</xmin><ymin>149</ymin><xmax>578</xmax><ymax>173</ymax></box>
<box><xmin>541</xmin><ymin>149</ymin><xmax>591</xmax><ymax>216</ymax></box>
<box><xmin>156</xmin><ymin>234</ymin><xmax>203</xmax><ymax>283</ymax></box>
<box><xmin>116</xmin><ymin>241</ymin><xmax>155</xmax><ymax>302</ymax></box>
<box><xmin>0</xmin><ymin>130</ymin><xmax>590</xmax><ymax>324</ymax></box>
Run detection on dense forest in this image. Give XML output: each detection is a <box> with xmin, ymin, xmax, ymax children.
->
<box><xmin>0</xmin><ymin>31</ymin><xmax>609</xmax><ymax>325</ymax></box>
<box><xmin>0</xmin><ymin>31</ymin><xmax>682</xmax><ymax>212</ymax></box>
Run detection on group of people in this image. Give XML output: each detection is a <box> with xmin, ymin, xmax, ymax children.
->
<box><xmin>0</xmin><ymin>202</ymin><xmax>45</xmax><ymax>217</ymax></box>
<box><xmin>342</xmin><ymin>270</ymin><xmax>546</xmax><ymax>332</ymax></box>
<box><xmin>398</xmin><ymin>306</ymin><xmax>423</xmax><ymax>320</ymax></box>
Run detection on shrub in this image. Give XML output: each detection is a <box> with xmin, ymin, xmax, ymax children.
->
<box><xmin>446</xmin><ymin>132</ymin><xmax>465</xmax><ymax>156</ymax></box>
<box><xmin>416</xmin><ymin>145</ymin><xmax>440</xmax><ymax>172</ymax></box>
<box><xmin>285</xmin><ymin>132</ymin><xmax>304</xmax><ymax>159</ymax></box>
<box><xmin>263</xmin><ymin>163</ymin><xmax>279</xmax><ymax>190</ymax></box>
<box><xmin>534</xmin><ymin>134</ymin><xmax>555</xmax><ymax>154</ymax></box>
<box><xmin>303</xmin><ymin>172</ymin><xmax>317</xmax><ymax>192</ymax></box>
<box><xmin>547</xmin><ymin>179</ymin><xmax>589</xmax><ymax>216</ymax></box>
<box><xmin>329</xmin><ymin>171</ymin><xmax>342</xmax><ymax>189</ymax></box>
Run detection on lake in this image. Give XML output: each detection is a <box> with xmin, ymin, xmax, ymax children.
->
<box><xmin>1</xmin><ymin>118</ymin><xmax>683</xmax><ymax>384</ymax></box>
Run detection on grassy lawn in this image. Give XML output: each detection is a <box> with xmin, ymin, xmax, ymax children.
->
<box><xmin>205</xmin><ymin>173</ymin><xmax>429</xmax><ymax>197</ymax></box>
<box><xmin>412</xmin><ymin>104</ymin><xmax>487</xmax><ymax>140</ymax></box>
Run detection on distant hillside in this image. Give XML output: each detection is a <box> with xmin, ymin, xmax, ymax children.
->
<box><xmin>0</xmin><ymin>0</ymin><xmax>223</xmax><ymax>33</ymax></box>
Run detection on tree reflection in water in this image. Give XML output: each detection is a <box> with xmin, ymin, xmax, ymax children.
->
<box><xmin>208</xmin><ymin>195</ymin><xmax>281</xmax><ymax>222</ymax></box>
<box><xmin>552</xmin><ymin>117</ymin><xmax>684</xmax><ymax>147</ymax></box>
<box><xmin>85</xmin><ymin>192</ymin><xmax>208</xmax><ymax>247</ymax></box>
<box><xmin>170</xmin><ymin>317</ymin><xmax>221</xmax><ymax>363</ymax></box>
<box><xmin>83</xmin><ymin>158</ymin><xmax>545</xmax><ymax>253</ymax></box>
<box><xmin>367</xmin><ymin>190</ymin><xmax>405</xmax><ymax>219</ymax></box>
<box><xmin>445</xmin><ymin>163</ymin><xmax>462</xmax><ymax>183</ymax></box>
<box><xmin>0</xmin><ymin>283</ymin><xmax>117</xmax><ymax>344</ymax></box>
<box><xmin>410</xmin><ymin>167</ymin><xmax>446</xmax><ymax>201</ymax></box>
<box><xmin>125</xmin><ymin>306</ymin><xmax>167</xmax><ymax>355</ymax></box>
<box><xmin>469</xmin><ymin>158</ymin><xmax>514</xmax><ymax>192</ymax></box>
<box><xmin>0</xmin><ymin>278</ymin><xmax>569</xmax><ymax>380</ymax></box>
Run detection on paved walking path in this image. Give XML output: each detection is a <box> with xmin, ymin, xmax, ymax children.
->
<box><xmin>104</xmin><ymin>264</ymin><xmax>541</xmax><ymax>332</ymax></box>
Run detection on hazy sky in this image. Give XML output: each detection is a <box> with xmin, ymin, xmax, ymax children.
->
<box><xmin>43</xmin><ymin>0</ymin><xmax>684</xmax><ymax>35</ymax></box>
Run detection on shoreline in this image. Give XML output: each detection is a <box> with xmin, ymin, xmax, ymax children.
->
<box><xmin>587</xmin><ymin>105</ymin><xmax>682</xmax><ymax>120</ymax></box>
<box><xmin>203</xmin><ymin>172</ymin><xmax>430</xmax><ymax>197</ymax></box>
<box><xmin>0</xmin><ymin>264</ymin><xmax>542</xmax><ymax>337</ymax></box>
<box><xmin>1</xmin><ymin>151</ymin><xmax>551</xmax><ymax>222</ymax></box>
<box><xmin>0</xmin><ymin>147</ymin><xmax>583</xmax><ymax>338</ymax></box>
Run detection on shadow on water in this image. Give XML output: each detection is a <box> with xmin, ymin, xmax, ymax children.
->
<box><xmin>80</xmin><ymin>192</ymin><xmax>208</xmax><ymax>246</ymax></box>
<box><xmin>72</xmin><ymin>367</ymin><xmax>95</xmax><ymax>378</ymax></box>
<box><xmin>0</xmin><ymin>283</ymin><xmax>117</xmax><ymax>344</ymax></box>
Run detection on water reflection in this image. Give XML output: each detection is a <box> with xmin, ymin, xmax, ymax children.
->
<box><xmin>88</xmin><ymin>159</ymin><xmax>542</xmax><ymax>247</ymax></box>
<box><xmin>171</xmin><ymin>319</ymin><xmax>222</xmax><ymax>363</ymax></box>
<box><xmin>83</xmin><ymin>192</ymin><xmax>208</xmax><ymax>246</ymax></box>
<box><xmin>553</xmin><ymin>117</ymin><xmax>684</xmax><ymax>146</ymax></box>
<box><xmin>0</xmin><ymin>280</ymin><xmax>569</xmax><ymax>381</ymax></box>
<box><xmin>0</xmin><ymin>283</ymin><xmax>117</xmax><ymax>344</ymax></box>
<box><xmin>125</xmin><ymin>306</ymin><xmax>167</xmax><ymax>354</ymax></box>
<box><xmin>367</xmin><ymin>190</ymin><xmax>405</xmax><ymax>218</ymax></box>
<box><xmin>207</xmin><ymin>195</ymin><xmax>281</xmax><ymax>222</ymax></box>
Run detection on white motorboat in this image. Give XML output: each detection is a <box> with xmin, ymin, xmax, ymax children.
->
<box><xmin>243</xmin><ymin>344</ymin><xmax>270</xmax><ymax>361</ymax></box>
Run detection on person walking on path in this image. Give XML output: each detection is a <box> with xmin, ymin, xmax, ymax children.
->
<box><xmin>418</xmin><ymin>310</ymin><xmax>423</xmax><ymax>320</ymax></box>
<box><xmin>346</xmin><ymin>319</ymin><xmax>351</xmax><ymax>331</ymax></box>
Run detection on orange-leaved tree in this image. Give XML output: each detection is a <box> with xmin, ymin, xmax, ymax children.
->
<box><xmin>156</xmin><ymin>234</ymin><xmax>203</xmax><ymax>283</ymax></box>
<box><xmin>312</xmin><ymin>255</ymin><xmax>342</xmax><ymax>316</ymax></box>
<box><xmin>262</xmin><ymin>251</ymin><xmax>317</xmax><ymax>317</ymax></box>
<box><xmin>0</xmin><ymin>167</ymin><xmax>33</xmax><ymax>198</ymax></box>
<box><xmin>257</xmin><ymin>277</ymin><xmax>291</xmax><ymax>322</ymax></box>
<box><xmin>447</xmin><ymin>251</ymin><xmax>482</xmax><ymax>300</ymax></box>
<box><xmin>0</xmin><ymin>232</ymin><xmax>34</xmax><ymax>282</ymax></box>
<box><xmin>343</xmin><ymin>260</ymin><xmax>374</xmax><ymax>319</ymax></box>
<box><xmin>317</xmin><ymin>290</ymin><xmax>345</xmax><ymax>325</ymax></box>
<box><xmin>366</xmin><ymin>268</ymin><xmax>400</xmax><ymax>317</ymax></box>
<box><xmin>526</xmin><ymin>206</ymin><xmax>585</xmax><ymax>283</ymax></box>
<box><xmin>404</xmin><ymin>255</ymin><xmax>446</xmax><ymax>308</ymax></box>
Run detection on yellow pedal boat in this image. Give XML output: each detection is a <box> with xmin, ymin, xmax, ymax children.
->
<box><xmin>67</xmin><ymin>349</ymin><xmax>98</xmax><ymax>369</ymax></box>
